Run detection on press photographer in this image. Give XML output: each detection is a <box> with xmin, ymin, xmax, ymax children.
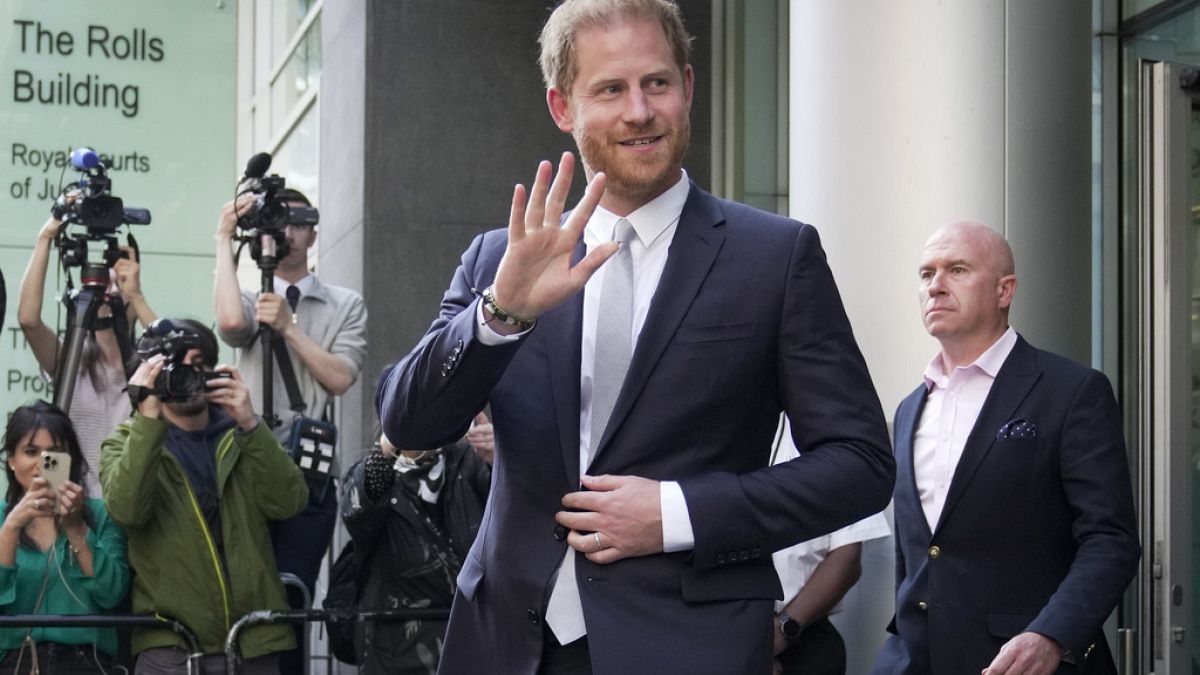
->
<box><xmin>17</xmin><ymin>147</ymin><xmax>157</xmax><ymax>497</ymax></box>
<box><xmin>100</xmin><ymin>318</ymin><xmax>308</xmax><ymax>674</ymax></box>
<box><xmin>214</xmin><ymin>154</ymin><xmax>367</xmax><ymax>672</ymax></box>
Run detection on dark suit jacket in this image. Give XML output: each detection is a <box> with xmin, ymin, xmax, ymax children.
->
<box><xmin>376</xmin><ymin>183</ymin><xmax>894</xmax><ymax>675</ymax></box>
<box><xmin>873</xmin><ymin>335</ymin><xmax>1139</xmax><ymax>675</ymax></box>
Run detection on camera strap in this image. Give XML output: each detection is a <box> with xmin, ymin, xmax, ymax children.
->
<box><xmin>106</xmin><ymin>295</ymin><xmax>136</xmax><ymax>379</ymax></box>
<box><xmin>270</xmin><ymin>335</ymin><xmax>308</xmax><ymax>414</ymax></box>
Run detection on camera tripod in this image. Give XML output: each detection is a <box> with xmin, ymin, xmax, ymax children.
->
<box><xmin>52</xmin><ymin>258</ymin><xmax>134</xmax><ymax>414</ymax></box>
<box><xmin>242</xmin><ymin>228</ymin><xmax>306</xmax><ymax>431</ymax></box>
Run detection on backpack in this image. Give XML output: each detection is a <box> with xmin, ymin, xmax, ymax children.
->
<box><xmin>322</xmin><ymin>541</ymin><xmax>360</xmax><ymax>664</ymax></box>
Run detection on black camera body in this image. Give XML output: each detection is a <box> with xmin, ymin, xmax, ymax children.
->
<box><xmin>247</xmin><ymin>174</ymin><xmax>320</xmax><ymax>233</ymax></box>
<box><xmin>136</xmin><ymin>320</ymin><xmax>226</xmax><ymax>403</ymax></box>
<box><xmin>236</xmin><ymin>154</ymin><xmax>319</xmax><ymax>267</ymax></box>
<box><xmin>52</xmin><ymin>148</ymin><xmax>150</xmax><ymax>274</ymax></box>
<box><xmin>52</xmin><ymin>148</ymin><xmax>151</xmax><ymax>234</ymax></box>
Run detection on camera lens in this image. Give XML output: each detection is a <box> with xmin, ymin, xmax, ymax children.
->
<box><xmin>257</xmin><ymin>198</ymin><xmax>289</xmax><ymax>230</ymax></box>
<box><xmin>160</xmin><ymin>364</ymin><xmax>207</xmax><ymax>401</ymax></box>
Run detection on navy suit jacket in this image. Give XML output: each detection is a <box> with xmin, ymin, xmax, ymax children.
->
<box><xmin>377</xmin><ymin>184</ymin><xmax>894</xmax><ymax>675</ymax></box>
<box><xmin>873</xmin><ymin>336</ymin><xmax>1139</xmax><ymax>675</ymax></box>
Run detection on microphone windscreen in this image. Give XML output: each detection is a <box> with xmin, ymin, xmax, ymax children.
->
<box><xmin>244</xmin><ymin>152</ymin><xmax>272</xmax><ymax>179</ymax></box>
<box><xmin>70</xmin><ymin>148</ymin><xmax>100</xmax><ymax>171</ymax></box>
<box><xmin>148</xmin><ymin>318</ymin><xmax>175</xmax><ymax>335</ymax></box>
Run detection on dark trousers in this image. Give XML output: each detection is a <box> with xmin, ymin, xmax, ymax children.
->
<box><xmin>777</xmin><ymin>616</ymin><xmax>845</xmax><ymax>675</ymax></box>
<box><xmin>0</xmin><ymin>641</ymin><xmax>112</xmax><ymax>674</ymax></box>
<box><xmin>537</xmin><ymin>628</ymin><xmax>592</xmax><ymax>675</ymax></box>
<box><xmin>269</xmin><ymin>476</ymin><xmax>338</xmax><ymax>675</ymax></box>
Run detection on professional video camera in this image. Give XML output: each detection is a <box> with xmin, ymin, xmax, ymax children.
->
<box><xmin>230</xmin><ymin>152</ymin><xmax>322</xmax><ymax>433</ymax></box>
<box><xmin>135</xmin><ymin>319</ymin><xmax>228</xmax><ymax>403</ymax></box>
<box><xmin>51</xmin><ymin>147</ymin><xmax>151</xmax><ymax>269</ymax></box>
<box><xmin>236</xmin><ymin>152</ymin><xmax>319</xmax><ymax>262</ymax></box>
<box><xmin>52</xmin><ymin>148</ymin><xmax>150</xmax><ymax>231</ymax></box>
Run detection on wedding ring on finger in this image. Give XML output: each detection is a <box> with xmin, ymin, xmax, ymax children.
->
<box><xmin>35</xmin><ymin>498</ymin><xmax>42</xmax><ymax>510</ymax></box>
<box><xmin>593</xmin><ymin>532</ymin><xmax>603</xmax><ymax>550</ymax></box>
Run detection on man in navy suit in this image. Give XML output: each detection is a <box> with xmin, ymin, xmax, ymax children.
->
<box><xmin>872</xmin><ymin>222</ymin><xmax>1140</xmax><ymax>675</ymax></box>
<box><xmin>376</xmin><ymin>1</ymin><xmax>893</xmax><ymax>673</ymax></box>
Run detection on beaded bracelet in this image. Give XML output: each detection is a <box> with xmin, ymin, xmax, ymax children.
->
<box><xmin>481</xmin><ymin>285</ymin><xmax>536</xmax><ymax>331</ymax></box>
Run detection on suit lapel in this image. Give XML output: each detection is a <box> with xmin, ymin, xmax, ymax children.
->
<box><xmin>593</xmin><ymin>185</ymin><xmax>726</xmax><ymax>459</ymax></box>
<box><xmin>545</xmin><ymin>239</ymin><xmax>586</xmax><ymax>484</ymax></box>
<box><xmin>895</xmin><ymin>385</ymin><xmax>933</xmax><ymax>541</ymax></box>
<box><xmin>934</xmin><ymin>336</ymin><xmax>1041</xmax><ymax>533</ymax></box>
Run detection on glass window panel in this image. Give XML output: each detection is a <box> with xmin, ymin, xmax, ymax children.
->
<box><xmin>270</xmin><ymin>16</ymin><xmax>321</xmax><ymax>139</ymax></box>
<box><xmin>273</xmin><ymin>0</ymin><xmax>318</xmax><ymax>67</ymax></box>
<box><xmin>1191</xmin><ymin>99</ymin><xmax>1200</xmax><ymax>671</ymax></box>
<box><xmin>272</xmin><ymin>98</ymin><xmax>320</xmax><ymax>206</ymax></box>
<box><xmin>1124</xmin><ymin>0</ymin><xmax>1170</xmax><ymax>21</ymax></box>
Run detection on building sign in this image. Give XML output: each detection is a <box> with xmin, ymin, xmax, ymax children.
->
<box><xmin>0</xmin><ymin>1</ymin><xmax>236</xmax><ymax>420</ymax></box>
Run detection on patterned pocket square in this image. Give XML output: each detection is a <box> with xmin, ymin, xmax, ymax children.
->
<box><xmin>997</xmin><ymin>419</ymin><xmax>1038</xmax><ymax>439</ymax></box>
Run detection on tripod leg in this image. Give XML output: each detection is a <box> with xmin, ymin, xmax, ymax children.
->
<box><xmin>54</xmin><ymin>286</ymin><xmax>106</xmax><ymax>414</ymax></box>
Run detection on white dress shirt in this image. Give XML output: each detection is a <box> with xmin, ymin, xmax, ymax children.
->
<box><xmin>770</xmin><ymin>417</ymin><xmax>890</xmax><ymax>613</ymax></box>
<box><xmin>912</xmin><ymin>327</ymin><xmax>1017</xmax><ymax>530</ymax></box>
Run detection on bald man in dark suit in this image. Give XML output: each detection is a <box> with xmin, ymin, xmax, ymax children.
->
<box><xmin>873</xmin><ymin>222</ymin><xmax>1139</xmax><ymax>675</ymax></box>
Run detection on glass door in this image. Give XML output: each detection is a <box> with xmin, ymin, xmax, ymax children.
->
<box><xmin>1137</xmin><ymin>59</ymin><xmax>1200</xmax><ymax>675</ymax></box>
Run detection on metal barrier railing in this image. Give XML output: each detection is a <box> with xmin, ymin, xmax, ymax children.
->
<box><xmin>0</xmin><ymin>614</ymin><xmax>202</xmax><ymax>673</ymax></box>
<box><xmin>0</xmin><ymin>607</ymin><xmax>454</xmax><ymax>675</ymax></box>
<box><xmin>224</xmin><ymin>607</ymin><xmax>451</xmax><ymax>674</ymax></box>
<box><xmin>277</xmin><ymin>572</ymin><xmax>313</xmax><ymax>675</ymax></box>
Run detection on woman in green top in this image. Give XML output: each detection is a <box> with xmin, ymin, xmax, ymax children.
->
<box><xmin>0</xmin><ymin>401</ymin><xmax>130</xmax><ymax>673</ymax></box>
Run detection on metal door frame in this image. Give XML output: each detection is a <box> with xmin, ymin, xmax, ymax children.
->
<box><xmin>1137</xmin><ymin>58</ymin><xmax>1195</xmax><ymax>675</ymax></box>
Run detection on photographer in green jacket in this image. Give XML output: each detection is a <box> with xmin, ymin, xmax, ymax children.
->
<box><xmin>100</xmin><ymin>319</ymin><xmax>308</xmax><ymax>674</ymax></box>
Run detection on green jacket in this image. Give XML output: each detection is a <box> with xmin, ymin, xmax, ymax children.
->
<box><xmin>100</xmin><ymin>412</ymin><xmax>308</xmax><ymax>658</ymax></box>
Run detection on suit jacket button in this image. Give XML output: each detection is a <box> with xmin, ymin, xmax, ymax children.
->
<box><xmin>927</xmin><ymin>546</ymin><xmax>941</xmax><ymax>559</ymax></box>
<box><xmin>553</xmin><ymin>525</ymin><xmax>567</xmax><ymax>541</ymax></box>
<box><xmin>526</xmin><ymin>609</ymin><xmax>540</xmax><ymax>625</ymax></box>
<box><xmin>739</xmin><ymin>550</ymin><xmax>750</xmax><ymax>561</ymax></box>
<box><xmin>917</xmin><ymin>601</ymin><xmax>928</xmax><ymax>611</ymax></box>
<box><xmin>715</xmin><ymin>553</ymin><xmax>726</xmax><ymax>565</ymax></box>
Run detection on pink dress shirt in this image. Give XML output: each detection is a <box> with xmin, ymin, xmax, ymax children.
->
<box><xmin>912</xmin><ymin>328</ymin><xmax>1017</xmax><ymax>531</ymax></box>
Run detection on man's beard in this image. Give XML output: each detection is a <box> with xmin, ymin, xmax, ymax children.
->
<box><xmin>167</xmin><ymin>393</ymin><xmax>208</xmax><ymax>418</ymax></box>
<box><xmin>576</xmin><ymin>115</ymin><xmax>690</xmax><ymax>207</ymax></box>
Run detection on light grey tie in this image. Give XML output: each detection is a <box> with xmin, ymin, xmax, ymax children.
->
<box><xmin>589</xmin><ymin>218</ymin><xmax>637</xmax><ymax>456</ymax></box>
<box><xmin>546</xmin><ymin>218</ymin><xmax>638</xmax><ymax>644</ymax></box>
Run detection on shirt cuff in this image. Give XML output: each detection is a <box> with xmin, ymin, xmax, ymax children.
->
<box><xmin>660</xmin><ymin>481</ymin><xmax>695</xmax><ymax>552</ymax></box>
<box><xmin>475</xmin><ymin>301</ymin><xmax>530</xmax><ymax>345</ymax></box>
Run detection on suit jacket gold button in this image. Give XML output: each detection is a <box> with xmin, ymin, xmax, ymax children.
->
<box><xmin>928</xmin><ymin>546</ymin><xmax>941</xmax><ymax>558</ymax></box>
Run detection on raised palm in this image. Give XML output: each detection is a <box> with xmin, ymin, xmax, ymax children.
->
<box><xmin>491</xmin><ymin>153</ymin><xmax>616</xmax><ymax>320</ymax></box>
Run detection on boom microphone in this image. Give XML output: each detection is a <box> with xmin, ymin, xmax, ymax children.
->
<box><xmin>244</xmin><ymin>152</ymin><xmax>272</xmax><ymax>180</ymax></box>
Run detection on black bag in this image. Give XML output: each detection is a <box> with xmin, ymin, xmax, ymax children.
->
<box><xmin>322</xmin><ymin>541</ymin><xmax>360</xmax><ymax>665</ymax></box>
<box><xmin>287</xmin><ymin>415</ymin><xmax>337</xmax><ymax>475</ymax></box>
